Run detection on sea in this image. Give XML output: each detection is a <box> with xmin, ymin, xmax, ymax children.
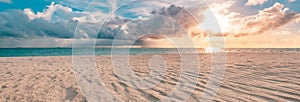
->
<box><xmin>0</xmin><ymin>48</ymin><xmax>300</xmax><ymax>57</ymax></box>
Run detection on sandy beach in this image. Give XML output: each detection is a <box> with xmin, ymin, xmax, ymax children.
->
<box><xmin>0</xmin><ymin>52</ymin><xmax>300</xmax><ymax>102</ymax></box>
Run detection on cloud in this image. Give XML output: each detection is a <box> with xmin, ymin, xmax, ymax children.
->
<box><xmin>245</xmin><ymin>0</ymin><xmax>268</xmax><ymax>6</ymax></box>
<box><xmin>85</xmin><ymin>2</ymin><xmax>207</xmax><ymax>47</ymax></box>
<box><xmin>235</xmin><ymin>2</ymin><xmax>300</xmax><ymax>37</ymax></box>
<box><xmin>96</xmin><ymin>4</ymin><xmax>206</xmax><ymax>40</ymax></box>
<box><xmin>209</xmin><ymin>2</ymin><xmax>300</xmax><ymax>37</ymax></box>
<box><xmin>0</xmin><ymin>0</ymin><xmax>11</xmax><ymax>4</ymax></box>
<box><xmin>0</xmin><ymin>2</ymin><xmax>109</xmax><ymax>39</ymax></box>
<box><xmin>0</xmin><ymin>38</ymin><xmax>73</xmax><ymax>48</ymax></box>
<box><xmin>45</xmin><ymin>0</ymin><xmax>134</xmax><ymax>12</ymax></box>
<box><xmin>98</xmin><ymin>12</ymin><xmax>188</xmax><ymax>40</ymax></box>
<box><xmin>0</xmin><ymin>38</ymin><xmax>135</xmax><ymax>48</ymax></box>
<box><xmin>0</xmin><ymin>0</ymin><xmax>206</xmax><ymax>39</ymax></box>
<box><xmin>24</xmin><ymin>2</ymin><xmax>73</xmax><ymax>21</ymax></box>
<box><xmin>2</xmin><ymin>0</ymin><xmax>298</xmax><ymax>48</ymax></box>
<box><xmin>210</xmin><ymin>0</ymin><xmax>235</xmax><ymax>15</ymax></box>
<box><xmin>133</xmin><ymin>34</ymin><xmax>170</xmax><ymax>47</ymax></box>
<box><xmin>0</xmin><ymin>9</ymin><xmax>77</xmax><ymax>38</ymax></box>
<box><xmin>133</xmin><ymin>34</ymin><xmax>198</xmax><ymax>48</ymax></box>
<box><xmin>0</xmin><ymin>1</ymin><xmax>204</xmax><ymax>47</ymax></box>
<box><xmin>47</xmin><ymin>0</ymin><xmax>207</xmax><ymax>11</ymax></box>
<box><xmin>150</xmin><ymin>5</ymin><xmax>203</xmax><ymax>29</ymax></box>
<box><xmin>289</xmin><ymin>0</ymin><xmax>296</xmax><ymax>3</ymax></box>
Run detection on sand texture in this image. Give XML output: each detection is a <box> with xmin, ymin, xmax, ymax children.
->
<box><xmin>0</xmin><ymin>52</ymin><xmax>300</xmax><ymax>102</ymax></box>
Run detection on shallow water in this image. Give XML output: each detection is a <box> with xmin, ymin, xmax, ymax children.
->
<box><xmin>1</xmin><ymin>48</ymin><xmax>300</xmax><ymax>57</ymax></box>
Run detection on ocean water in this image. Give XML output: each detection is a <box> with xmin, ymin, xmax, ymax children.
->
<box><xmin>0</xmin><ymin>48</ymin><xmax>300</xmax><ymax>57</ymax></box>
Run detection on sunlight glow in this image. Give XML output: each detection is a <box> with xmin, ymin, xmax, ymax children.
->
<box><xmin>204</xmin><ymin>47</ymin><xmax>224</xmax><ymax>53</ymax></box>
<box><xmin>214</xmin><ymin>13</ymin><xmax>231</xmax><ymax>33</ymax></box>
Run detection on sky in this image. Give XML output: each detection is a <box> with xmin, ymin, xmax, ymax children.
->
<box><xmin>0</xmin><ymin>0</ymin><xmax>299</xmax><ymax>48</ymax></box>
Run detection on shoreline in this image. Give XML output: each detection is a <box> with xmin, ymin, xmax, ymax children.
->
<box><xmin>1</xmin><ymin>51</ymin><xmax>300</xmax><ymax>58</ymax></box>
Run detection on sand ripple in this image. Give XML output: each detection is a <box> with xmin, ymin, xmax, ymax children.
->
<box><xmin>0</xmin><ymin>52</ymin><xmax>300</xmax><ymax>101</ymax></box>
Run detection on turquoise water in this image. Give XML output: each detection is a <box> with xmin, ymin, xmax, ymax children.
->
<box><xmin>0</xmin><ymin>48</ymin><xmax>300</xmax><ymax>57</ymax></box>
<box><xmin>0</xmin><ymin>48</ymin><xmax>180</xmax><ymax>57</ymax></box>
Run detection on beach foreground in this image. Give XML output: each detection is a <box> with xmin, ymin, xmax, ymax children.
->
<box><xmin>0</xmin><ymin>52</ymin><xmax>300</xmax><ymax>101</ymax></box>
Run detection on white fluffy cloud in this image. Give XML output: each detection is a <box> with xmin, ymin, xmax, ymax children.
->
<box><xmin>0</xmin><ymin>0</ymin><xmax>11</xmax><ymax>4</ymax></box>
<box><xmin>289</xmin><ymin>0</ymin><xmax>296</xmax><ymax>3</ymax></box>
<box><xmin>0</xmin><ymin>1</ymin><xmax>205</xmax><ymax>47</ymax></box>
<box><xmin>1</xmin><ymin>0</ymin><xmax>299</xmax><ymax>48</ymax></box>
<box><xmin>210</xmin><ymin>2</ymin><xmax>300</xmax><ymax>37</ymax></box>
<box><xmin>24</xmin><ymin>2</ymin><xmax>73</xmax><ymax>21</ymax></box>
<box><xmin>236</xmin><ymin>2</ymin><xmax>300</xmax><ymax>37</ymax></box>
<box><xmin>0</xmin><ymin>10</ymin><xmax>76</xmax><ymax>38</ymax></box>
<box><xmin>0</xmin><ymin>2</ymin><xmax>109</xmax><ymax>39</ymax></box>
<box><xmin>245</xmin><ymin>0</ymin><xmax>268</xmax><ymax>6</ymax></box>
